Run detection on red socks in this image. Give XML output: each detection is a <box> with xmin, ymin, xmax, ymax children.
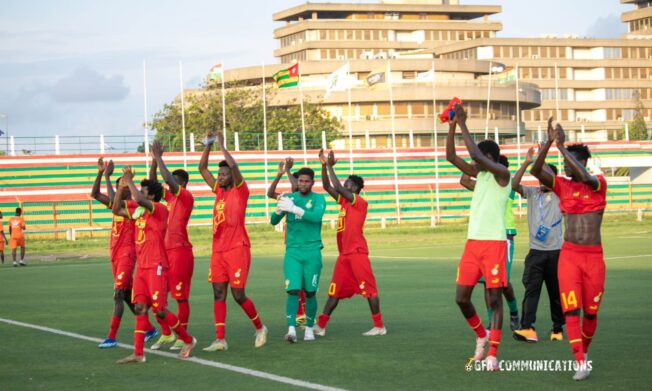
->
<box><xmin>317</xmin><ymin>314</ymin><xmax>330</xmax><ymax>329</ymax></box>
<box><xmin>297</xmin><ymin>290</ymin><xmax>306</xmax><ymax>317</ymax></box>
<box><xmin>372</xmin><ymin>312</ymin><xmax>384</xmax><ymax>328</ymax></box>
<box><xmin>582</xmin><ymin>315</ymin><xmax>597</xmax><ymax>354</ymax></box>
<box><xmin>465</xmin><ymin>314</ymin><xmax>487</xmax><ymax>338</ymax></box>
<box><xmin>156</xmin><ymin>314</ymin><xmax>172</xmax><ymax>336</ymax></box>
<box><xmin>214</xmin><ymin>300</ymin><xmax>226</xmax><ymax>339</ymax></box>
<box><xmin>240</xmin><ymin>298</ymin><xmax>263</xmax><ymax>330</ymax></box>
<box><xmin>488</xmin><ymin>329</ymin><xmax>501</xmax><ymax>357</ymax></box>
<box><xmin>134</xmin><ymin>315</ymin><xmax>148</xmax><ymax>356</ymax></box>
<box><xmin>108</xmin><ymin>315</ymin><xmax>121</xmax><ymax>340</ymax></box>
<box><xmin>177</xmin><ymin>301</ymin><xmax>190</xmax><ymax>328</ymax></box>
<box><xmin>565</xmin><ymin>315</ymin><xmax>585</xmax><ymax>363</ymax></box>
<box><xmin>163</xmin><ymin>312</ymin><xmax>192</xmax><ymax>344</ymax></box>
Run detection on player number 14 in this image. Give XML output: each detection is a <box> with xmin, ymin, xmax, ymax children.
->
<box><xmin>561</xmin><ymin>290</ymin><xmax>577</xmax><ymax>310</ymax></box>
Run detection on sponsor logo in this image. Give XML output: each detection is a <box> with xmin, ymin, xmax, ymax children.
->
<box><xmin>572</xmin><ymin>191</ymin><xmax>580</xmax><ymax>197</ymax></box>
<box><xmin>491</xmin><ymin>278</ymin><xmax>500</xmax><ymax>284</ymax></box>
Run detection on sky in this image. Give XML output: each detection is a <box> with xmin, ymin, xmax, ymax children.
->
<box><xmin>0</xmin><ymin>0</ymin><xmax>630</xmax><ymax>138</ymax></box>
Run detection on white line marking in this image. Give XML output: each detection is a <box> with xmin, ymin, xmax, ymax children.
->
<box><xmin>605</xmin><ymin>254</ymin><xmax>652</xmax><ymax>260</ymax></box>
<box><xmin>0</xmin><ymin>317</ymin><xmax>347</xmax><ymax>391</ymax></box>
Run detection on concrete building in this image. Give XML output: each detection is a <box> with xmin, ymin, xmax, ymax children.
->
<box><xmin>197</xmin><ymin>0</ymin><xmax>651</xmax><ymax>147</ymax></box>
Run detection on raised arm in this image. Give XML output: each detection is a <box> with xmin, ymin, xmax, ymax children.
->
<box><xmin>198</xmin><ymin>133</ymin><xmax>217</xmax><ymax>190</ymax></box>
<box><xmin>148</xmin><ymin>153</ymin><xmax>158</xmax><ymax>182</ymax></box>
<box><xmin>454</xmin><ymin>104</ymin><xmax>509</xmax><ymax>186</ymax></box>
<box><xmin>112</xmin><ymin>172</ymin><xmax>130</xmax><ymax>219</ymax></box>
<box><xmin>104</xmin><ymin>160</ymin><xmax>116</xmax><ymax>201</ymax></box>
<box><xmin>285</xmin><ymin>157</ymin><xmax>298</xmax><ymax>192</ymax></box>
<box><xmin>91</xmin><ymin>158</ymin><xmax>111</xmax><ymax>207</ymax></box>
<box><xmin>555</xmin><ymin>125</ymin><xmax>600</xmax><ymax>190</ymax></box>
<box><xmin>123</xmin><ymin>165</ymin><xmax>154</xmax><ymax>212</ymax></box>
<box><xmin>326</xmin><ymin>150</ymin><xmax>355</xmax><ymax>202</ymax></box>
<box><xmin>319</xmin><ymin>149</ymin><xmax>338</xmax><ymax>200</ymax></box>
<box><xmin>267</xmin><ymin>161</ymin><xmax>286</xmax><ymax>199</ymax></box>
<box><xmin>530</xmin><ymin>118</ymin><xmax>556</xmax><ymax>189</ymax></box>
<box><xmin>217</xmin><ymin>132</ymin><xmax>243</xmax><ymax>186</ymax></box>
<box><xmin>151</xmin><ymin>140</ymin><xmax>180</xmax><ymax>195</ymax></box>
<box><xmin>512</xmin><ymin>146</ymin><xmax>535</xmax><ymax>196</ymax></box>
<box><xmin>445</xmin><ymin>116</ymin><xmax>479</xmax><ymax>177</ymax></box>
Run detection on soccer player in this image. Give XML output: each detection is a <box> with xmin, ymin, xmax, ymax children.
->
<box><xmin>91</xmin><ymin>158</ymin><xmax>157</xmax><ymax>348</ymax></box>
<box><xmin>269</xmin><ymin>163</ymin><xmax>326</xmax><ymax>343</ymax></box>
<box><xmin>148</xmin><ymin>140</ymin><xmax>195</xmax><ymax>351</ymax></box>
<box><xmin>460</xmin><ymin>155</ymin><xmax>520</xmax><ymax>332</ymax></box>
<box><xmin>112</xmin><ymin>165</ymin><xmax>196</xmax><ymax>363</ymax></box>
<box><xmin>446</xmin><ymin>104</ymin><xmax>511</xmax><ymax>370</ymax></box>
<box><xmin>0</xmin><ymin>211</ymin><xmax>8</xmax><ymax>264</ymax></box>
<box><xmin>512</xmin><ymin>147</ymin><xmax>565</xmax><ymax>343</ymax></box>
<box><xmin>199</xmin><ymin>132</ymin><xmax>268</xmax><ymax>351</ymax></box>
<box><xmin>266</xmin><ymin>158</ymin><xmax>309</xmax><ymax>328</ymax></box>
<box><xmin>530</xmin><ymin>118</ymin><xmax>606</xmax><ymax>381</ymax></box>
<box><xmin>9</xmin><ymin>207</ymin><xmax>26</xmax><ymax>266</ymax></box>
<box><xmin>314</xmin><ymin>149</ymin><xmax>386</xmax><ymax>337</ymax></box>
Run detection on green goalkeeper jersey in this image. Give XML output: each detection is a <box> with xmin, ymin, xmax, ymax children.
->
<box><xmin>270</xmin><ymin>191</ymin><xmax>326</xmax><ymax>250</ymax></box>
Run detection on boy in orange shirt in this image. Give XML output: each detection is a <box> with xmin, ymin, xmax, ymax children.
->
<box><xmin>9</xmin><ymin>208</ymin><xmax>26</xmax><ymax>266</ymax></box>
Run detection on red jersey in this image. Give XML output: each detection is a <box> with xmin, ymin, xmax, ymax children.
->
<box><xmin>108</xmin><ymin>203</ymin><xmax>136</xmax><ymax>259</ymax></box>
<box><xmin>553</xmin><ymin>175</ymin><xmax>607</xmax><ymax>214</ymax></box>
<box><xmin>163</xmin><ymin>186</ymin><xmax>194</xmax><ymax>250</ymax></box>
<box><xmin>126</xmin><ymin>200</ymin><xmax>169</xmax><ymax>269</ymax></box>
<box><xmin>337</xmin><ymin>194</ymin><xmax>369</xmax><ymax>255</ymax></box>
<box><xmin>212</xmin><ymin>181</ymin><xmax>250</xmax><ymax>252</ymax></box>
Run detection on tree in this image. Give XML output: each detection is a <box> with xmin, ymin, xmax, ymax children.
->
<box><xmin>618</xmin><ymin>90</ymin><xmax>649</xmax><ymax>141</ymax></box>
<box><xmin>150</xmin><ymin>80</ymin><xmax>342</xmax><ymax>151</ymax></box>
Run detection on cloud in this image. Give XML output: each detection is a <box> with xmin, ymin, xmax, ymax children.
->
<box><xmin>50</xmin><ymin>66</ymin><xmax>130</xmax><ymax>103</ymax></box>
<box><xmin>585</xmin><ymin>14</ymin><xmax>627</xmax><ymax>39</ymax></box>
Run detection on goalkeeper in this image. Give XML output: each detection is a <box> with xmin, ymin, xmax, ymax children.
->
<box><xmin>269</xmin><ymin>166</ymin><xmax>326</xmax><ymax>343</ymax></box>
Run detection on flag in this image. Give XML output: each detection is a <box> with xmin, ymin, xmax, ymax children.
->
<box><xmin>494</xmin><ymin>68</ymin><xmax>516</xmax><ymax>85</ymax></box>
<box><xmin>366</xmin><ymin>65</ymin><xmax>387</xmax><ymax>90</ymax></box>
<box><xmin>272</xmin><ymin>63</ymin><xmax>299</xmax><ymax>88</ymax></box>
<box><xmin>209</xmin><ymin>63</ymin><xmax>223</xmax><ymax>82</ymax></box>
<box><xmin>416</xmin><ymin>69</ymin><xmax>434</xmax><ymax>82</ymax></box>
<box><xmin>324</xmin><ymin>63</ymin><xmax>349</xmax><ymax>98</ymax></box>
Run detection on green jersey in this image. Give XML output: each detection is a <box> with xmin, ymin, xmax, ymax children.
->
<box><xmin>468</xmin><ymin>171</ymin><xmax>511</xmax><ymax>241</ymax></box>
<box><xmin>505</xmin><ymin>190</ymin><xmax>517</xmax><ymax>235</ymax></box>
<box><xmin>271</xmin><ymin>191</ymin><xmax>326</xmax><ymax>250</ymax></box>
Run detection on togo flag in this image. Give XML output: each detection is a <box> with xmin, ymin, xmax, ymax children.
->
<box><xmin>324</xmin><ymin>63</ymin><xmax>349</xmax><ymax>98</ymax></box>
<box><xmin>273</xmin><ymin>63</ymin><xmax>299</xmax><ymax>88</ymax></box>
<box><xmin>366</xmin><ymin>65</ymin><xmax>387</xmax><ymax>90</ymax></box>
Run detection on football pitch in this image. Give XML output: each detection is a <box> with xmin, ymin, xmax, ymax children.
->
<box><xmin>1</xmin><ymin>217</ymin><xmax>650</xmax><ymax>390</ymax></box>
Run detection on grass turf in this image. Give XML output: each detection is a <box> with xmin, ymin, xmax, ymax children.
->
<box><xmin>0</xmin><ymin>217</ymin><xmax>651</xmax><ymax>390</ymax></box>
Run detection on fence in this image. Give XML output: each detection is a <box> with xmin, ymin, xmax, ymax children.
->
<box><xmin>4</xmin><ymin>122</ymin><xmax>650</xmax><ymax>156</ymax></box>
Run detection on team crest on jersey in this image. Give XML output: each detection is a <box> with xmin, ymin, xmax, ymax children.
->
<box><xmin>214</xmin><ymin>200</ymin><xmax>225</xmax><ymax>230</ymax></box>
<box><xmin>337</xmin><ymin>208</ymin><xmax>346</xmax><ymax>232</ymax></box>
<box><xmin>152</xmin><ymin>291</ymin><xmax>159</xmax><ymax>301</ymax></box>
<box><xmin>176</xmin><ymin>282</ymin><xmax>183</xmax><ymax>291</ymax></box>
<box><xmin>594</xmin><ymin>292</ymin><xmax>602</xmax><ymax>303</ymax></box>
<box><xmin>235</xmin><ymin>268</ymin><xmax>241</xmax><ymax>278</ymax></box>
<box><xmin>306</xmin><ymin>200</ymin><xmax>313</xmax><ymax>209</ymax></box>
<box><xmin>359</xmin><ymin>280</ymin><xmax>366</xmax><ymax>290</ymax></box>
<box><xmin>118</xmin><ymin>272</ymin><xmax>124</xmax><ymax>280</ymax></box>
<box><xmin>491</xmin><ymin>264</ymin><xmax>499</xmax><ymax>276</ymax></box>
<box><xmin>284</xmin><ymin>279</ymin><xmax>290</xmax><ymax>289</ymax></box>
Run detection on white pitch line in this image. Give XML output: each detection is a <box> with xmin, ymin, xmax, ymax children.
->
<box><xmin>605</xmin><ymin>254</ymin><xmax>652</xmax><ymax>260</ymax></box>
<box><xmin>0</xmin><ymin>317</ymin><xmax>348</xmax><ymax>391</ymax></box>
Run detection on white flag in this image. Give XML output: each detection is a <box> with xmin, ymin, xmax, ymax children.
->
<box><xmin>416</xmin><ymin>68</ymin><xmax>434</xmax><ymax>82</ymax></box>
<box><xmin>324</xmin><ymin>63</ymin><xmax>350</xmax><ymax>98</ymax></box>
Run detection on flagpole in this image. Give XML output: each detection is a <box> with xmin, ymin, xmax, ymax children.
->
<box><xmin>262</xmin><ymin>63</ymin><xmax>270</xmax><ymax>219</ymax></box>
<box><xmin>297</xmin><ymin>62</ymin><xmax>308</xmax><ymax>165</ymax></box>
<box><xmin>554</xmin><ymin>62</ymin><xmax>562</xmax><ymax>169</ymax></box>
<box><xmin>485</xmin><ymin>61</ymin><xmax>493</xmax><ymax>139</ymax></box>
<box><xmin>431</xmin><ymin>60</ymin><xmax>440</xmax><ymax>222</ymax></box>
<box><xmin>347</xmin><ymin>62</ymin><xmax>353</xmax><ymax>174</ymax></box>
<box><xmin>221</xmin><ymin>61</ymin><xmax>227</xmax><ymax>147</ymax></box>
<box><xmin>179</xmin><ymin>61</ymin><xmax>188</xmax><ymax>169</ymax></box>
<box><xmin>143</xmin><ymin>60</ymin><xmax>150</xmax><ymax>173</ymax></box>
<box><xmin>515</xmin><ymin>63</ymin><xmax>522</xmax><ymax>213</ymax></box>
<box><xmin>388</xmin><ymin>61</ymin><xmax>401</xmax><ymax>224</ymax></box>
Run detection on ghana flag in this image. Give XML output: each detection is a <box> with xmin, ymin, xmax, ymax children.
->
<box><xmin>272</xmin><ymin>63</ymin><xmax>299</xmax><ymax>88</ymax></box>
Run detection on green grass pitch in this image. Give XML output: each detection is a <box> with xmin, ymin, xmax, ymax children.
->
<box><xmin>0</xmin><ymin>216</ymin><xmax>651</xmax><ymax>390</ymax></box>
